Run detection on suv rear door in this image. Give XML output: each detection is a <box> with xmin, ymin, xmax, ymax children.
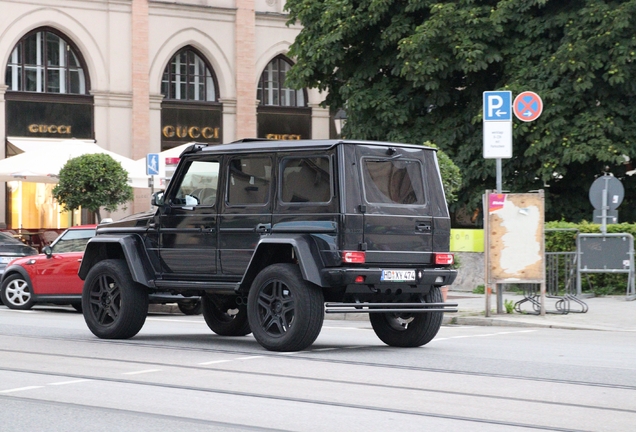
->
<box><xmin>218</xmin><ymin>154</ymin><xmax>274</xmax><ymax>275</ymax></box>
<box><xmin>355</xmin><ymin>144</ymin><xmax>433</xmax><ymax>265</ymax></box>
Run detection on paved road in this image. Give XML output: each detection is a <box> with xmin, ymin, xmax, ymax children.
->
<box><xmin>1</xmin><ymin>305</ymin><xmax>635</xmax><ymax>431</ymax></box>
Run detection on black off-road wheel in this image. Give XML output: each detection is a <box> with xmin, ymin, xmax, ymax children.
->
<box><xmin>247</xmin><ymin>263</ymin><xmax>324</xmax><ymax>352</ymax></box>
<box><xmin>1</xmin><ymin>274</ymin><xmax>35</xmax><ymax>310</ymax></box>
<box><xmin>369</xmin><ymin>288</ymin><xmax>444</xmax><ymax>347</ymax></box>
<box><xmin>178</xmin><ymin>299</ymin><xmax>202</xmax><ymax>316</ymax></box>
<box><xmin>202</xmin><ymin>295</ymin><xmax>250</xmax><ymax>336</ymax></box>
<box><xmin>82</xmin><ymin>259</ymin><xmax>149</xmax><ymax>339</ymax></box>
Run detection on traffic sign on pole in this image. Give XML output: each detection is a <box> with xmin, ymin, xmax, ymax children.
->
<box><xmin>513</xmin><ymin>91</ymin><xmax>543</xmax><ymax>122</ymax></box>
<box><xmin>483</xmin><ymin>91</ymin><xmax>512</xmax><ymax>121</ymax></box>
<box><xmin>483</xmin><ymin>91</ymin><xmax>512</xmax><ymax>161</ymax></box>
<box><xmin>146</xmin><ymin>153</ymin><xmax>159</xmax><ymax>176</ymax></box>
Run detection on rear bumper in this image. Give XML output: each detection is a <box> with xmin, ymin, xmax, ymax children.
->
<box><xmin>322</xmin><ymin>267</ymin><xmax>457</xmax><ymax>287</ymax></box>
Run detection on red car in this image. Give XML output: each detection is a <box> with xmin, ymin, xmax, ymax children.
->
<box><xmin>0</xmin><ymin>225</ymin><xmax>201</xmax><ymax>314</ymax></box>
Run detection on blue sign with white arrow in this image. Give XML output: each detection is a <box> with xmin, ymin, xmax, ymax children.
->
<box><xmin>483</xmin><ymin>91</ymin><xmax>512</xmax><ymax>121</ymax></box>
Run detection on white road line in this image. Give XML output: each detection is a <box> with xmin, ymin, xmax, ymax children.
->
<box><xmin>312</xmin><ymin>348</ymin><xmax>338</xmax><ymax>352</ymax></box>
<box><xmin>432</xmin><ymin>329</ymin><xmax>537</xmax><ymax>342</ymax></box>
<box><xmin>145</xmin><ymin>318</ymin><xmax>203</xmax><ymax>323</ymax></box>
<box><xmin>199</xmin><ymin>359</ymin><xmax>232</xmax><ymax>365</ymax></box>
<box><xmin>48</xmin><ymin>379</ymin><xmax>92</xmax><ymax>386</ymax></box>
<box><xmin>122</xmin><ymin>369</ymin><xmax>162</xmax><ymax>375</ymax></box>
<box><xmin>235</xmin><ymin>356</ymin><xmax>263</xmax><ymax>361</ymax></box>
<box><xmin>0</xmin><ymin>386</ymin><xmax>43</xmax><ymax>393</ymax></box>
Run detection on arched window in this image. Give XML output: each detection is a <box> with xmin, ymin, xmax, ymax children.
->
<box><xmin>5</xmin><ymin>29</ymin><xmax>87</xmax><ymax>94</ymax></box>
<box><xmin>161</xmin><ymin>47</ymin><xmax>217</xmax><ymax>101</ymax></box>
<box><xmin>257</xmin><ymin>56</ymin><xmax>306</xmax><ymax>107</ymax></box>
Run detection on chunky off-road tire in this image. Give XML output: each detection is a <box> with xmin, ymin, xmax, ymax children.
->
<box><xmin>202</xmin><ymin>295</ymin><xmax>251</xmax><ymax>336</ymax></box>
<box><xmin>247</xmin><ymin>263</ymin><xmax>324</xmax><ymax>352</ymax></box>
<box><xmin>369</xmin><ymin>288</ymin><xmax>444</xmax><ymax>347</ymax></box>
<box><xmin>1</xmin><ymin>274</ymin><xmax>35</xmax><ymax>310</ymax></box>
<box><xmin>178</xmin><ymin>299</ymin><xmax>202</xmax><ymax>316</ymax></box>
<box><xmin>82</xmin><ymin>259</ymin><xmax>149</xmax><ymax>339</ymax></box>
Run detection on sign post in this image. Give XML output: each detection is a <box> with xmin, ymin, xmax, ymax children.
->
<box><xmin>483</xmin><ymin>91</ymin><xmax>512</xmax><ymax>193</ymax></box>
<box><xmin>146</xmin><ymin>153</ymin><xmax>159</xmax><ymax>194</ymax></box>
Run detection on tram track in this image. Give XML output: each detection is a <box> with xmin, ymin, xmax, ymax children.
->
<box><xmin>0</xmin><ymin>365</ymin><xmax>609</xmax><ymax>432</ymax></box>
<box><xmin>1</xmin><ymin>331</ymin><xmax>635</xmax><ymax>392</ymax></box>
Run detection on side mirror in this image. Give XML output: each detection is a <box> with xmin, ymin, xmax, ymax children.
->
<box><xmin>151</xmin><ymin>190</ymin><xmax>165</xmax><ymax>206</ymax></box>
<box><xmin>43</xmin><ymin>245</ymin><xmax>53</xmax><ymax>258</ymax></box>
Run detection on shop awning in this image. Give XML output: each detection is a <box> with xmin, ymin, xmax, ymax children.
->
<box><xmin>2</xmin><ymin>138</ymin><xmax>147</xmax><ymax>187</ymax></box>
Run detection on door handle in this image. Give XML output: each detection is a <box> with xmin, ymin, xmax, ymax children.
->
<box><xmin>416</xmin><ymin>223</ymin><xmax>431</xmax><ymax>232</ymax></box>
<box><xmin>255</xmin><ymin>223</ymin><xmax>271</xmax><ymax>233</ymax></box>
<box><xmin>202</xmin><ymin>226</ymin><xmax>216</xmax><ymax>233</ymax></box>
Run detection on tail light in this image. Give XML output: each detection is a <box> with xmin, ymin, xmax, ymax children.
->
<box><xmin>342</xmin><ymin>251</ymin><xmax>366</xmax><ymax>264</ymax></box>
<box><xmin>434</xmin><ymin>253</ymin><xmax>454</xmax><ymax>266</ymax></box>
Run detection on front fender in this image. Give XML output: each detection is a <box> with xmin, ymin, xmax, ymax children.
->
<box><xmin>78</xmin><ymin>234</ymin><xmax>154</xmax><ymax>286</ymax></box>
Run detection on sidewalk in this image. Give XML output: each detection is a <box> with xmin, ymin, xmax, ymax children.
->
<box><xmin>444</xmin><ymin>291</ymin><xmax>636</xmax><ymax>332</ymax></box>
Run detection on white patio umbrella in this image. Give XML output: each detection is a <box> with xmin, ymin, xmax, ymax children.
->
<box><xmin>0</xmin><ymin>141</ymin><xmax>147</xmax><ymax>188</ymax></box>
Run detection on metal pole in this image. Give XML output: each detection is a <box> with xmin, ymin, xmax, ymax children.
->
<box><xmin>496</xmin><ymin>158</ymin><xmax>502</xmax><ymax>193</ymax></box>
<box><xmin>601</xmin><ymin>177</ymin><xmax>608</xmax><ymax>235</ymax></box>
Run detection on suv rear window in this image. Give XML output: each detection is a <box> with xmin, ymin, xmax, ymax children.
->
<box><xmin>362</xmin><ymin>158</ymin><xmax>426</xmax><ymax>205</ymax></box>
<box><xmin>280</xmin><ymin>156</ymin><xmax>331</xmax><ymax>203</ymax></box>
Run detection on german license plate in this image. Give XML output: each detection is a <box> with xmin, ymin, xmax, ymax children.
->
<box><xmin>381</xmin><ymin>269</ymin><xmax>416</xmax><ymax>282</ymax></box>
<box><xmin>0</xmin><ymin>257</ymin><xmax>13</xmax><ymax>264</ymax></box>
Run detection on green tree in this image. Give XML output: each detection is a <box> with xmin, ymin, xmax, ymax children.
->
<box><xmin>52</xmin><ymin>153</ymin><xmax>134</xmax><ymax>222</ymax></box>
<box><xmin>285</xmin><ymin>0</ymin><xmax>636</xmax><ymax>223</ymax></box>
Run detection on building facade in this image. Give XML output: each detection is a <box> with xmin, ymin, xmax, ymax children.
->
<box><xmin>0</xmin><ymin>0</ymin><xmax>331</xmax><ymax>229</ymax></box>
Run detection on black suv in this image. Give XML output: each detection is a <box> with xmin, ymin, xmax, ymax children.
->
<box><xmin>78</xmin><ymin>139</ymin><xmax>457</xmax><ymax>351</ymax></box>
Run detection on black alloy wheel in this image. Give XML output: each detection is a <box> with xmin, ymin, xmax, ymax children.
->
<box><xmin>82</xmin><ymin>259</ymin><xmax>148</xmax><ymax>339</ymax></box>
<box><xmin>369</xmin><ymin>287</ymin><xmax>444</xmax><ymax>347</ymax></box>
<box><xmin>202</xmin><ymin>294</ymin><xmax>251</xmax><ymax>336</ymax></box>
<box><xmin>247</xmin><ymin>263</ymin><xmax>324</xmax><ymax>352</ymax></box>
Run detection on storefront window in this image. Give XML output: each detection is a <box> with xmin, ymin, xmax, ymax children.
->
<box><xmin>7</xmin><ymin>182</ymin><xmax>80</xmax><ymax>229</ymax></box>
<box><xmin>5</xmin><ymin>29</ymin><xmax>87</xmax><ymax>94</ymax></box>
<box><xmin>161</xmin><ymin>48</ymin><xmax>217</xmax><ymax>101</ymax></box>
<box><xmin>257</xmin><ymin>56</ymin><xmax>306</xmax><ymax>107</ymax></box>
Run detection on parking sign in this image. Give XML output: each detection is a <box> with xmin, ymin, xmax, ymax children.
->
<box><xmin>483</xmin><ymin>91</ymin><xmax>512</xmax><ymax>121</ymax></box>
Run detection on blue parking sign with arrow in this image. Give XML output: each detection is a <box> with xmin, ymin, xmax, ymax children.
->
<box><xmin>483</xmin><ymin>91</ymin><xmax>512</xmax><ymax>121</ymax></box>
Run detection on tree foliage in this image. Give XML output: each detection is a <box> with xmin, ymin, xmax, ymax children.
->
<box><xmin>285</xmin><ymin>0</ymin><xmax>636</xmax><ymax>223</ymax></box>
<box><xmin>52</xmin><ymin>153</ymin><xmax>134</xmax><ymax>222</ymax></box>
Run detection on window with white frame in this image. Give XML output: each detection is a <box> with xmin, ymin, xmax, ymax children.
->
<box><xmin>161</xmin><ymin>48</ymin><xmax>217</xmax><ymax>101</ymax></box>
<box><xmin>257</xmin><ymin>56</ymin><xmax>306</xmax><ymax>107</ymax></box>
<box><xmin>5</xmin><ymin>29</ymin><xmax>87</xmax><ymax>94</ymax></box>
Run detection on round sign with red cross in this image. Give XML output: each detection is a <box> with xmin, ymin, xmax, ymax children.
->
<box><xmin>513</xmin><ymin>91</ymin><xmax>543</xmax><ymax>122</ymax></box>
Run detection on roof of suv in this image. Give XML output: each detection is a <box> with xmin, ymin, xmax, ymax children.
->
<box><xmin>179</xmin><ymin>139</ymin><xmax>435</xmax><ymax>157</ymax></box>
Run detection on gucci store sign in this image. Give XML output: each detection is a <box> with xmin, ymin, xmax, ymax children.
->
<box><xmin>6</xmin><ymin>100</ymin><xmax>93</xmax><ymax>139</ymax></box>
<box><xmin>161</xmin><ymin>105</ymin><xmax>223</xmax><ymax>147</ymax></box>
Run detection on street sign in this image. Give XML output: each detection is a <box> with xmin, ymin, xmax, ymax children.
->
<box><xmin>513</xmin><ymin>91</ymin><xmax>543</xmax><ymax>122</ymax></box>
<box><xmin>146</xmin><ymin>153</ymin><xmax>159</xmax><ymax>176</ymax></box>
<box><xmin>483</xmin><ymin>91</ymin><xmax>512</xmax><ymax>121</ymax></box>
<box><xmin>483</xmin><ymin>121</ymin><xmax>512</xmax><ymax>158</ymax></box>
<box><xmin>589</xmin><ymin>175</ymin><xmax>624</xmax><ymax>210</ymax></box>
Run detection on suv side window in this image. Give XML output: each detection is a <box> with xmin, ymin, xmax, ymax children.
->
<box><xmin>227</xmin><ymin>157</ymin><xmax>271</xmax><ymax>206</ymax></box>
<box><xmin>171</xmin><ymin>160</ymin><xmax>219</xmax><ymax>206</ymax></box>
<box><xmin>280</xmin><ymin>156</ymin><xmax>331</xmax><ymax>203</ymax></box>
<box><xmin>362</xmin><ymin>158</ymin><xmax>426</xmax><ymax>205</ymax></box>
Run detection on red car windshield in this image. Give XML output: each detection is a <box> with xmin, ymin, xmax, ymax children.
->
<box><xmin>52</xmin><ymin>229</ymin><xmax>96</xmax><ymax>253</ymax></box>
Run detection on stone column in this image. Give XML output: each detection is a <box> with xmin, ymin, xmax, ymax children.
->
<box><xmin>132</xmin><ymin>0</ymin><xmax>150</xmax><ymax>213</ymax></box>
<box><xmin>235</xmin><ymin>0</ymin><xmax>257</xmax><ymax>139</ymax></box>
<box><xmin>0</xmin><ymin>84</ymin><xmax>8</xmax><ymax>225</ymax></box>
<box><xmin>219</xmin><ymin>98</ymin><xmax>237</xmax><ymax>143</ymax></box>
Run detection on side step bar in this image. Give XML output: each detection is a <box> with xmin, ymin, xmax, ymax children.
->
<box><xmin>324</xmin><ymin>302</ymin><xmax>458</xmax><ymax>314</ymax></box>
